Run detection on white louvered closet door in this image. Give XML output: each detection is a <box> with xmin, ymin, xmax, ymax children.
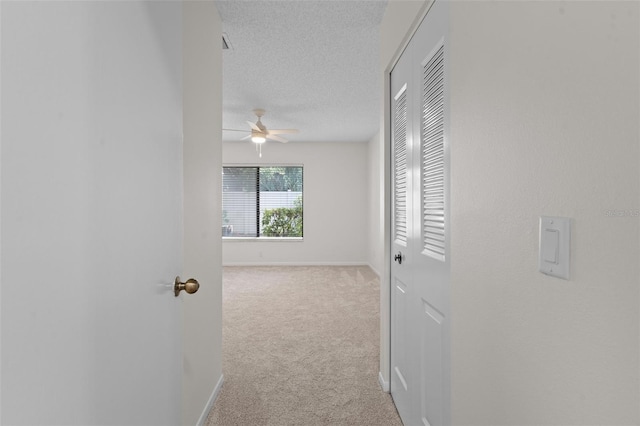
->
<box><xmin>390</xmin><ymin>42</ymin><xmax>414</xmax><ymax>424</ymax></box>
<box><xmin>390</xmin><ymin>1</ymin><xmax>450</xmax><ymax>425</ymax></box>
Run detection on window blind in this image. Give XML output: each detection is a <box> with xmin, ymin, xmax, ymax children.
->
<box><xmin>222</xmin><ymin>166</ymin><xmax>303</xmax><ymax>238</ymax></box>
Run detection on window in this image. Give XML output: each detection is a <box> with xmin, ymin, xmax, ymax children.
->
<box><xmin>222</xmin><ymin>166</ymin><xmax>303</xmax><ymax>238</ymax></box>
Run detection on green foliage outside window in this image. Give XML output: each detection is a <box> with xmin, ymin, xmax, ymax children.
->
<box><xmin>222</xmin><ymin>167</ymin><xmax>302</xmax><ymax>192</ymax></box>
<box><xmin>261</xmin><ymin>197</ymin><xmax>303</xmax><ymax>237</ymax></box>
<box><xmin>260</xmin><ymin>167</ymin><xmax>303</xmax><ymax>192</ymax></box>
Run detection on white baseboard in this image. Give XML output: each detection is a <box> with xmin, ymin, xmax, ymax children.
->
<box><xmin>367</xmin><ymin>263</ymin><xmax>381</xmax><ymax>279</ymax></box>
<box><xmin>378</xmin><ymin>371</ymin><xmax>389</xmax><ymax>393</ymax></box>
<box><xmin>196</xmin><ymin>373</ymin><xmax>224</xmax><ymax>426</ymax></box>
<box><xmin>223</xmin><ymin>261</ymin><xmax>370</xmax><ymax>267</ymax></box>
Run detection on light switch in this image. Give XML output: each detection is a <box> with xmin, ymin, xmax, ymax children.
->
<box><xmin>541</xmin><ymin>229</ymin><xmax>559</xmax><ymax>264</ymax></box>
<box><xmin>539</xmin><ymin>216</ymin><xmax>570</xmax><ymax>280</ymax></box>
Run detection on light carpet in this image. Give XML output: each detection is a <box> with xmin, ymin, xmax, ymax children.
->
<box><xmin>206</xmin><ymin>265</ymin><xmax>402</xmax><ymax>426</ymax></box>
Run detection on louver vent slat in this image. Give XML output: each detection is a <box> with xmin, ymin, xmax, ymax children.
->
<box><xmin>421</xmin><ymin>45</ymin><xmax>445</xmax><ymax>261</ymax></box>
<box><xmin>394</xmin><ymin>88</ymin><xmax>408</xmax><ymax>244</ymax></box>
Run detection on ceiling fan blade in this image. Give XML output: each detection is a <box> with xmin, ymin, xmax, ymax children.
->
<box><xmin>223</xmin><ymin>128</ymin><xmax>250</xmax><ymax>132</ymax></box>
<box><xmin>247</xmin><ymin>121</ymin><xmax>260</xmax><ymax>131</ymax></box>
<box><xmin>267</xmin><ymin>129</ymin><xmax>299</xmax><ymax>135</ymax></box>
<box><xmin>241</xmin><ymin>134</ymin><xmax>252</xmax><ymax>140</ymax></box>
<box><xmin>267</xmin><ymin>134</ymin><xmax>288</xmax><ymax>143</ymax></box>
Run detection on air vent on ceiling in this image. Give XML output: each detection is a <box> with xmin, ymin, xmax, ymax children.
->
<box><xmin>222</xmin><ymin>33</ymin><xmax>233</xmax><ymax>50</ymax></box>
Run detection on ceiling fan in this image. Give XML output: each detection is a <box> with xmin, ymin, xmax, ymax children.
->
<box><xmin>224</xmin><ymin>108</ymin><xmax>299</xmax><ymax>144</ymax></box>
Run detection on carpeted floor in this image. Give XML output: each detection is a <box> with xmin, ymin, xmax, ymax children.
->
<box><xmin>206</xmin><ymin>265</ymin><xmax>402</xmax><ymax>426</ymax></box>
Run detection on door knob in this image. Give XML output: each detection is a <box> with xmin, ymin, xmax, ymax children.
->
<box><xmin>394</xmin><ymin>252</ymin><xmax>403</xmax><ymax>264</ymax></box>
<box><xmin>174</xmin><ymin>276</ymin><xmax>200</xmax><ymax>297</ymax></box>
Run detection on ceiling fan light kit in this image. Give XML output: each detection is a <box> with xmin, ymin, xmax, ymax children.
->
<box><xmin>223</xmin><ymin>108</ymin><xmax>299</xmax><ymax>156</ymax></box>
<box><xmin>251</xmin><ymin>131</ymin><xmax>266</xmax><ymax>144</ymax></box>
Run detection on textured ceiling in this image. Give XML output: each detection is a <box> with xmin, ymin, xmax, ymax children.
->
<box><xmin>216</xmin><ymin>0</ymin><xmax>387</xmax><ymax>144</ymax></box>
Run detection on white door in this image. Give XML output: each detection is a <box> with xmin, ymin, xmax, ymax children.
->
<box><xmin>390</xmin><ymin>42</ymin><xmax>415</xmax><ymax>423</ymax></box>
<box><xmin>390</xmin><ymin>1</ymin><xmax>450</xmax><ymax>425</ymax></box>
<box><xmin>2</xmin><ymin>2</ymin><xmax>187</xmax><ymax>424</ymax></box>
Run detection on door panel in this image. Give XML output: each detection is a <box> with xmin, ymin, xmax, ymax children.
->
<box><xmin>414</xmin><ymin>1</ymin><xmax>449</xmax><ymax>315</ymax></box>
<box><xmin>392</xmin><ymin>280</ymin><xmax>409</xmax><ymax>392</ymax></box>
<box><xmin>390</xmin><ymin>43</ymin><xmax>414</xmax><ymax>423</ymax></box>
<box><xmin>420</xmin><ymin>300</ymin><xmax>444</xmax><ymax>426</ymax></box>
<box><xmin>390</xmin><ymin>1</ymin><xmax>450</xmax><ymax>425</ymax></box>
<box><xmin>413</xmin><ymin>4</ymin><xmax>450</xmax><ymax>425</ymax></box>
<box><xmin>1</xmin><ymin>2</ymin><xmax>183</xmax><ymax>424</ymax></box>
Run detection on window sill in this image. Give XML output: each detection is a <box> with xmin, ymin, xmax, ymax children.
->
<box><xmin>222</xmin><ymin>237</ymin><xmax>304</xmax><ymax>242</ymax></box>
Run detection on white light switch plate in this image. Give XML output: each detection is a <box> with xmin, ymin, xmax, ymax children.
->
<box><xmin>539</xmin><ymin>216</ymin><xmax>570</xmax><ymax>280</ymax></box>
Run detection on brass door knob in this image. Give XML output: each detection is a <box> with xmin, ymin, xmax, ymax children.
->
<box><xmin>174</xmin><ymin>276</ymin><xmax>200</xmax><ymax>297</ymax></box>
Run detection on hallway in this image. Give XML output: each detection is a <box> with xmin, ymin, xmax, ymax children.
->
<box><xmin>206</xmin><ymin>266</ymin><xmax>401</xmax><ymax>425</ymax></box>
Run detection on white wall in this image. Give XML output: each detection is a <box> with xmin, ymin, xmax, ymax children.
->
<box><xmin>380</xmin><ymin>0</ymin><xmax>640</xmax><ymax>424</ymax></box>
<box><xmin>183</xmin><ymin>2</ymin><xmax>223</xmax><ymax>425</ymax></box>
<box><xmin>0</xmin><ymin>2</ymin><xmax>3</xmax><ymax>421</ymax></box>
<box><xmin>449</xmin><ymin>1</ymin><xmax>639</xmax><ymax>424</ymax></box>
<box><xmin>366</xmin><ymin>131</ymin><xmax>384</xmax><ymax>277</ymax></box>
<box><xmin>222</xmin><ymin>141</ymin><xmax>368</xmax><ymax>265</ymax></box>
